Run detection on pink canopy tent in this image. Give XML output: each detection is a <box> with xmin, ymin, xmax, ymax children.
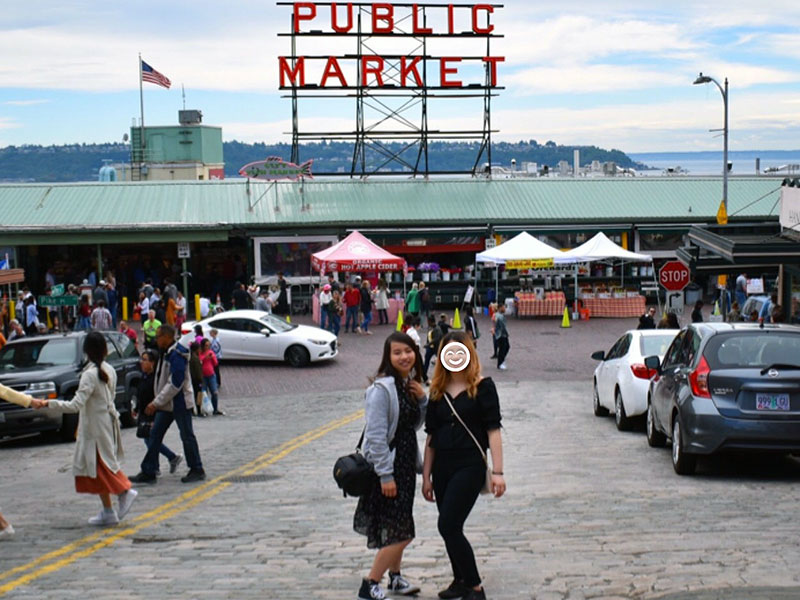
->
<box><xmin>311</xmin><ymin>230</ymin><xmax>406</xmax><ymax>275</ymax></box>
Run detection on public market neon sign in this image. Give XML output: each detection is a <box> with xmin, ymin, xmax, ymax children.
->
<box><xmin>278</xmin><ymin>2</ymin><xmax>504</xmax><ymax>89</ymax></box>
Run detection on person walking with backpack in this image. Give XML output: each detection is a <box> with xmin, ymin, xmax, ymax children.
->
<box><xmin>462</xmin><ymin>305</ymin><xmax>479</xmax><ymax>346</ymax></box>
<box><xmin>418</xmin><ymin>282</ymin><xmax>432</xmax><ymax>320</ymax></box>
<box><xmin>359</xmin><ymin>280</ymin><xmax>375</xmax><ymax>335</ymax></box>
<box><xmin>422</xmin><ymin>330</ymin><xmax>505</xmax><ymax>600</ymax></box>
<box><xmin>130</xmin><ymin>324</ymin><xmax>206</xmax><ymax>484</ymax></box>
<box><xmin>354</xmin><ymin>332</ymin><xmax>428</xmax><ymax>600</ymax></box>
<box><xmin>136</xmin><ymin>350</ymin><xmax>182</xmax><ymax>476</ymax></box>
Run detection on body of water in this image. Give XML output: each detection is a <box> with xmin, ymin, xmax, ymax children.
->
<box><xmin>629</xmin><ymin>151</ymin><xmax>800</xmax><ymax>176</ymax></box>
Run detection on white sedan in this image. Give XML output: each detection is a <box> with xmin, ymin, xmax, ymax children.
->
<box><xmin>591</xmin><ymin>329</ymin><xmax>679</xmax><ymax>430</ymax></box>
<box><xmin>180</xmin><ymin>310</ymin><xmax>337</xmax><ymax>367</ymax></box>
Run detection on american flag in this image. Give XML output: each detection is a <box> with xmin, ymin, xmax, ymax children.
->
<box><xmin>141</xmin><ymin>60</ymin><xmax>171</xmax><ymax>89</ymax></box>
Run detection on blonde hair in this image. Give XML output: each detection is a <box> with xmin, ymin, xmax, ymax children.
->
<box><xmin>429</xmin><ymin>330</ymin><xmax>482</xmax><ymax>401</ymax></box>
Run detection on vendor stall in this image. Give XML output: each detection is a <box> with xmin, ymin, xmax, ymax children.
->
<box><xmin>563</xmin><ymin>232</ymin><xmax>653</xmax><ymax>318</ymax></box>
<box><xmin>310</xmin><ymin>230</ymin><xmax>407</xmax><ymax>325</ymax></box>
<box><xmin>515</xmin><ymin>291</ymin><xmax>566</xmax><ymax>317</ymax></box>
<box><xmin>475</xmin><ymin>232</ymin><xmax>570</xmax><ymax>305</ymax></box>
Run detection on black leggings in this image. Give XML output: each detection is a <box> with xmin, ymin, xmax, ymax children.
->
<box><xmin>433</xmin><ymin>453</ymin><xmax>485</xmax><ymax>587</ymax></box>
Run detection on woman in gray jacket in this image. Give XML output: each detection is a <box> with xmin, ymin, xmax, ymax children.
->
<box><xmin>354</xmin><ymin>332</ymin><xmax>428</xmax><ymax>600</ymax></box>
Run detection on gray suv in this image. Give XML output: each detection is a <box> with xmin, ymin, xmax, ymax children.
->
<box><xmin>0</xmin><ymin>332</ymin><xmax>141</xmax><ymax>442</ymax></box>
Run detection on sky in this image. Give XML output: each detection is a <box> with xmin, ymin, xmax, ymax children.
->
<box><xmin>2</xmin><ymin>1</ymin><xmax>800</xmax><ymax>153</ymax></box>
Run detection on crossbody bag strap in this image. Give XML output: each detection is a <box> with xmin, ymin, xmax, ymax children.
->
<box><xmin>443</xmin><ymin>392</ymin><xmax>488</xmax><ymax>465</ymax></box>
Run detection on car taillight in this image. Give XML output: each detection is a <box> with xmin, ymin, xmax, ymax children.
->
<box><xmin>631</xmin><ymin>363</ymin><xmax>657</xmax><ymax>379</ymax></box>
<box><xmin>689</xmin><ymin>355</ymin><xmax>711</xmax><ymax>398</ymax></box>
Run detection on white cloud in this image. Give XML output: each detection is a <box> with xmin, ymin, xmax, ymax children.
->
<box><xmin>3</xmin><ymin>99</ymin><xmax>49</xmax><ymax>106</ymax></box>
<box><xmin>0</xmin><ymin>117</ymin><xmax>20</xmax><ymax>130</ymax></box>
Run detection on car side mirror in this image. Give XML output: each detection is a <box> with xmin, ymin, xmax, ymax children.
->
<box><xmin>591</xmin><ymin>350</ymin><xmax>605</xmax><ymax>361</ymax></box>
<box><xmin>644</xmin><ymin>355</ymin><xmax>661</xmax><ymax>372</ymax></box>
<box><xmin>260</xmin><ymin>328</ymin><xmax>271</xmax><ymax>337</ymax></box>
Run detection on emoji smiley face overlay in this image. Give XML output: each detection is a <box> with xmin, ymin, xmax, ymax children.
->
<box><xmin>440</xmin><ymin>341</ymin><xmax>471</xmax><ymax>372</ymax></box>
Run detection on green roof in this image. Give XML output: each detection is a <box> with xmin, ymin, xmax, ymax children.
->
<box><xmin>0</xmin><ymin>177</ymin><xmax>783</xmax><ymax>244</ymax></box>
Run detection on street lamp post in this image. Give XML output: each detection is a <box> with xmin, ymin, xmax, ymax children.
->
<box><xmin>693</xmin><ymin>72</ymin><xmax>729</xmax><ymax>222</ymax></box>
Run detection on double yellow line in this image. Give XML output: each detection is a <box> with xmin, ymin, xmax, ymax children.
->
<box><xmin>0</xmin><ymin>409</ymin><xmax>364</xmax><ymax>596</ymax></box>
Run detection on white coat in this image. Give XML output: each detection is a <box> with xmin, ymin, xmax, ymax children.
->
<box><xmin>50</xmin><ymin>362</ymin><xmax>123</xmax><ymax>478</ymax></box>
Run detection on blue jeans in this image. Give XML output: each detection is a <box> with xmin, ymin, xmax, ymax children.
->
<box><xmin>143</xmin><ymin>437</ymin><xmax>177</xmax><ymax>467</ymax></box>
<box><xmin>203</xmin><ymin>375</ymin><xmax>219</xmax><ymax>413</ymax></box>
<box><xmin>320</xmin><ymin>308</ymin><xmax>328</xmax><ymax>331</ymax></box>
<box><xmin>345</xmin><ymin>306</ymin><xmax>358</xmax><ymax>332</ymax></box>
<box><xmin>735</xmin><ymin>291</ymin><xmax>746</xmax><ymax>308</ymax></box>
<box><xmin>141</xmin><ymin>400</ymin><xmax>203</xmax><ymax>475</ymax></box>
<box><xmin>329</xmin><ymin>313</ymin><xmax>341</xmax><ymax>336</ymax></box>
<box><xmin>361</xmin><ymin>309</ymin><xmax>372</xmax><ymax>332</ymax></box>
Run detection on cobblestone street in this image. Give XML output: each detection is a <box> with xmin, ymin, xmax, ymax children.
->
<box><xmin>3</xmin><ymin>313</ymin><xmax>800</xmax><ymax>599</ymax></box>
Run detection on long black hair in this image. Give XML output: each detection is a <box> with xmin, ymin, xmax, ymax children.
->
<box><xmin>372</xmin><ymin>331</ymin><xmax>423</xmax><ymax>389</ymax></box>
<box><xmin>83</xmin><ymin>331</ymin><xmax>109</xmax><ymax>384</ymax></box>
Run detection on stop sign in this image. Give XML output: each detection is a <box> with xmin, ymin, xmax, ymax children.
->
<box><xmin>659</xmin><ymin>260</ymin><xmax>691</xmax><ymax>292</ymax></box>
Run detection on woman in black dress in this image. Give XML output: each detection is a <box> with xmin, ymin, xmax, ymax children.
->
<box><xmin>354</xmin><ymin>332</ymin><xmax>428</xmax><ymax>600</ymax></box>
<box><xmin>423</xmin><ymin>331</ymin><xmax>505</xmax><ymax>600</ymax></box>
<box><xmin>274</xmin><ymin>272</ymin><xmax>289</xmax><ymax>315</ymax></box>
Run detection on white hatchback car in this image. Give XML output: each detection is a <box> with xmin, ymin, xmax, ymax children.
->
<box><xmin>591</xmin><ymin>329</ymin><xmax>679</xmax><ymax>430</ymax></box>
<box><xmin>180</xmin><ymin>310</ymin><xmax>338</xmax><ymax>367</ymax></box>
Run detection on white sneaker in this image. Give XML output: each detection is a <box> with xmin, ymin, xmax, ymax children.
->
<box><xmin>498</xmin><ymin>363</ymin><xmax>507</xmax><ymax>370</ymax></box>
<box><xmin>117</xmin><ymin>489</ymin><xmax>138</xmax><ymax>520</ymax></box>
<box><xmin>88</xmin><ymin>509</ymin><xmax>119</xmax><ymax>526</ymax></box>
<box><xmin>169</xmin><ymin>454</ymin><xmax>184</xmax><ymax>474</ymax></box>
<box><xmin>0</xmin><ymin>525</ymin><xmax>15</xmax><ymax>539</ymax></box>
<box><xmin>387</xmin><ymin>573</ymin><xmax>420</xmax><ymax>596</ymax></box>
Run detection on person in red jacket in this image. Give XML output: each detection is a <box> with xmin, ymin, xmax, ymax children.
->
<box><xmin>344</xmin><ymin>282</ymin><xmax>362</xmax><ymax>334</ymax></box>
<box><xmin>199</xmin><ymin>339</ymin><xmax>223</xmax><ymax>415</ymax></box>
<box><xmin>119</xmin><ymin>321</ymin><xmax>138</xmax><ymax>349</ymax></box>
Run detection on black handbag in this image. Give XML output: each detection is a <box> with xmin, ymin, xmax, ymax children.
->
<box><xmin>333</xmin><ymin>429</ymin><xmax>376</xmax><ymax>498</ymax></box>
<box><xmin>136</xmin><ymin>420</ymin><xmax>152</xmax><ymax>440</ymax></box>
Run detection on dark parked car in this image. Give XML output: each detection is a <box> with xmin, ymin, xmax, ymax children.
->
<box><xmin>644</xmin><ymin>322</ymin><xmax>800</xmax><ymax>474</ymax></box>
<box><xmin>0</xmin><ymin>332</ymin><xmax>141</xmax><ymax>441</ymax></box>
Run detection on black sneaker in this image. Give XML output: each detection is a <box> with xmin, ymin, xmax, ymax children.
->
<box><xmin>388</xmin><ymin>572</ymin><xmax>420</xmax><ymax>596</ymax></box>
<box><xmin>180</xmin><ymin>469</ymin><xmax>206</xmax><ymax>483</ymax></box>
<box><xmin>358</xmin><ymin>578</ymin><xmax>387</xmax><ymax>600</ymax></box>
<box><xmin>438</xmin><ymin>580</ymin><xmax>469</xmax><ymax>599</ymax></box>
<box><xmin>129</xmin><ymin>472</ymin><xmax>157</xmax><ymax>484</ymax></box>
<box><xmin>461</xmin><ymin>588</ymin><xmax>486</xmax><ymax>600</ymax></box>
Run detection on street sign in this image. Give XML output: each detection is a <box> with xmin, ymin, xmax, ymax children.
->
<box><xmin>659</xmin><ymin>261</ymin><xmax>691</xmax><ymax>292</ymax></box>
<box><xmin>484</xmin><ymin>237</ymin><xmax>496</xmax><ymax>250</ymax></box>
<box><xmin>51</xmin><ymin>283</ymin><xmax>65</xmax><ymax>297</ymax></box>
<box><xmin>177</xmin><ymin>242</ymin><xmax>191</xmax><ymax>259</ymax></box>
<box><xmin>666</xmin><ymin>291</ymin><xmax>685</xmax><ymax>314</ymax></box>
<box><xmin>38</xmin><ymin>295</ymin><xmax>78</xmax><ymax>307</ymax></box>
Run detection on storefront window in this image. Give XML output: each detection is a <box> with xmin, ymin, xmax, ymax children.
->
<box><xmin>639</xmin><ymin>232</ymin><xmax>685</xmax><ymax>252</ymax></box>
<box><xmin>254</xmin><ymin>236</ymin><xmax>336</xmax><ymax>279</ymax></box>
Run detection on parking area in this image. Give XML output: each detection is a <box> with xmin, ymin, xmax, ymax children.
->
<box><xmin>3</xmin><ymin>309</ymin><xmax>800</xmax><ymax>599</ymax></box>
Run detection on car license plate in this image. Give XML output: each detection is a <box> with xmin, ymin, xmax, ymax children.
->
<box><xmin>756</xmin><ymin>393</ymin><xmax>790</xmax><ymax>411</ymax></box>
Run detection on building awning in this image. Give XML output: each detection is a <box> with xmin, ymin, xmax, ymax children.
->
<box><xmin>0</xmin><ymin>229</ymin><xmax>229</xmax><ymax>246</ymax></box>
<box><xmin>677</xmin><ymin>225</ymin><xmax>800</xmax><ymax>272</ymax></box>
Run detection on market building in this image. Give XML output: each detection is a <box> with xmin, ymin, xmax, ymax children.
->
<box><xmin>0</xmin><ymin>175</ymin><xmax>789</xmax><ymax>317</ymax></box>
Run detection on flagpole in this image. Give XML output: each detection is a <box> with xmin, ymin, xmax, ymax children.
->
<box><xmin>138</xmin><ymin>53</ymin><xmax>145</xmax><ymax>161</ymax></box>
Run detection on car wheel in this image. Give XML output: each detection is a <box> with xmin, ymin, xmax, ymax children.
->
<box><xmin>614</xmin><ymin>387</ymin><xmax>633</xmax><ymax>431</ymax></box>
<box><xmin>646</xmin><ymin>398</ymin><xmax>667</xmax><ymax>447</ymax></box>
<box><xmin>60</xmin><ymin>413</ymin><xmax>79</xmax><ymax>443</ymax></box>
<box><xmin>119</xmin><ymin>386</ymin><xmax>137</xmax><ymax>428</ymax></box>
<box><xmin>286</xmin><ymin>345</ymin><xmax>310</xmax><ymax>368</ymax></box>
<box><xmin>672</xmin><ymin>415</ymin><xmax>696</xmax><ymax>475</ymax></box>
<box><xmin>593</xmin><ymin>381</ymin><xmax>609</xmax><ymax>417</ymax></box>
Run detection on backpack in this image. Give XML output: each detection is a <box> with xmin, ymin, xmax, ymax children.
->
<box><xmin>428</xmin><ymin>325</ymin><xmax>443</xmax><ymax>349</ymax></box>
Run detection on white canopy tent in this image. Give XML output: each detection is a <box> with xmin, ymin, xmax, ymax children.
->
<box><xmin>561</xmin><ymin>231</ymin><xmax>652</xmax><ymax>263</ymax></box>
<box><xmin>562</xmin><ymin>232</ymin><xmax>656</xmax><ymax>315</ymax></box>
<box><xmin>475</xmin><ymin>232</ymin><xmax>571</xmax><ymax>304</ymax></box>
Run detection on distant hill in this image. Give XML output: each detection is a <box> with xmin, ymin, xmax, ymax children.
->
<box><xmin>0</xmin><ymin>140</ymin><xmax>648</xmax><ymax>182</ymax></box>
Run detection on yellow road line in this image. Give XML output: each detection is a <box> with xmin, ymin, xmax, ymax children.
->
<box><xmin>0</xmin><ymin>409</ymin><xmax>364</xmax><ymax>596</ymax></box>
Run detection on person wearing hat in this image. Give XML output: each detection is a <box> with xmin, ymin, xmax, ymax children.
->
<box><xmin>93</xmin><ymin>280</ymin><xmax>109</xmax><ymax>307</ymax></box>
<box><xmin>255</xmin><ymin>288</ymin><xmax>272</xmax><ymax>313</ymax></box>
<box><xmin>319</xmin><ymin>284</ymin><xmax>333</xmax><ymax>331</ymax></box>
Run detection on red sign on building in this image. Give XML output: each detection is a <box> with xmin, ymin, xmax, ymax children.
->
<box><xmin>659</xmin><ymin>261</ymin><xmax>691</xmax><ymax>292</ymax></box>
